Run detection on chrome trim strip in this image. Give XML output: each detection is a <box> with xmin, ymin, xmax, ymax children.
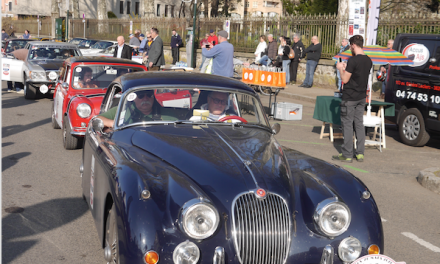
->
<box><xmin>320</xmin><ymin>245</ymin><xmax>334</xmax><ymax>264</ymax></box>
<box><xmin>213</xmin><ymin>130</ymin><xmax>259</xmax><ymax>189</ymax></box>
<box><xmin>70</xmin><ymin>131</ymin><xmax>85</xmax><ymax>136</ymax></box>
<box><xmin>212</xmin><ymin>246</ymin><xmax>225</xmax><ymax>264</ymax></box>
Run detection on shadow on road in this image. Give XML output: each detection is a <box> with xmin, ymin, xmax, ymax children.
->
<box><xmin>2</xmin><ymin>197</ymin><xmax>89</xmax><ymax>264</ymax></box>
<box><xmin>2</xmin><ymin>152</ymin><xmax>31</xmax><ymax>172</ymax></box>
<box><xmin>1</xmin><ymin>95</ymin><xmax>38</xmax><ymax>109</ymax></box>
<box><xmin>2</xmin><ymin>118</ymin><xmax>51</xmax><ymax>138</ymax></box>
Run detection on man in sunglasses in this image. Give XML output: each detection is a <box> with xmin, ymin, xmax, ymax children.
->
<box><xmin>190</xmin><ymin>91</ymin><xmax>235</xmax><ymax>122</ymax></box>
<box><xmin>98</xmin><ymin>90</ymin><xmax>176</xmax><ymax>127</ymax></box>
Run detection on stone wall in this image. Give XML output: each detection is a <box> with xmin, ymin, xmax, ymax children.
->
<box><xmin>168</xmin><ymin>47</ymin><xmax>382</xmax><ymax>91</ymax></box>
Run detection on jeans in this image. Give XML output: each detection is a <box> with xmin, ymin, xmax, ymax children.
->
<box><xmin>341</xmin><ymin>99</ymin><xmax>366</xmax><ymax>157</ymax></box>
<box><xmin>382</xmin><ymin>81</ymin><xmax>386</xmax><ymax>93</ymax></box>
<box><xmin>303</xmin><ymin>60</ymin><xmax>318</xmax><ymax>86</ymax></box>
<box><xmin>259</xmin><ymin>55</ymin><xmax>271</xmax><ymax>66</ymax></box>
<box><xmin>199</xmin><ymin>54</ymin><xmax>205</xmax><ymax>70</ymax></box>
<box><xmin>282</xmin><ymin>59</ymin><xmax>291</xmax><ymax>83</ymax></box>
<box><xmin>7</xmin><ymin>81</ymin><xmax>23</xmax><ymax>91</ymax></box>
<box><xmin>337</xmin><ymin>67</ymin><xmax>342</xmax><ymax>91</ymax></box>
<box><xmin>172</xmin><ymin>47</ymin><xmax>180</xmax><ymax>64</ymax></box>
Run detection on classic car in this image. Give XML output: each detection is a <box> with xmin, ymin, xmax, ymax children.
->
<box><xmin>52</xmin><ymin>57</ymin><xmax>147</xmax><ymax>150</ymax></box>
<box><xmin>1</xmin><ymin>38</ymin><xmax>35</xmax><ymax>54</ymax></box>
<box><xmin>1</xmin><ymin>41</ymin><xmax>82</xmax><ymax>99</ymax></box>
<box><xmin>154</xmin><ymin>88</ymin><xmax>193</xmax><ymax>108</ymax></box>
<box><xmin>82</xmin><ymin>44</ymin><xmax>143</xmax><ymax>64</ymax></box>
<box><xmin>80</xmin><ymin>41</ymin><xmax>117</xmax><ymax>55</ymax></box>
<box><xmin>78</xmin><ymin>39</ymin><xmax>100</xmax><ymax>50</ymax></box>
<box><xmin>81</xmin><ymin>72</ymin><xmax>384</xmax><ymax>264</ymax></box>
<box><xmin>69</xmin><ymin>37</ymin><xmax>87</xmax><ymax>45</ymax></box>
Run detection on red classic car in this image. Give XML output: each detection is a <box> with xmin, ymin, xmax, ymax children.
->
<box><xmin>154</xmin><ymin>88</ymin><xmax>193</xmax><ymax>108</ymax></box>
<box><xmin>52</xmin><ymin>57</ymin><xmax>147</xmax><ymax>149</ymax></box>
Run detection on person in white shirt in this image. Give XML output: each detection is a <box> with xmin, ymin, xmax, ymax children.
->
<box><xmin>254</xmin><ymin>35</ymin><xmax>267</xmax><ymax>63</ymax></box>
<box><xmin>190</xmin><ymin>91</ymin><xmax>238</xmax><ymax>122</ymax></box>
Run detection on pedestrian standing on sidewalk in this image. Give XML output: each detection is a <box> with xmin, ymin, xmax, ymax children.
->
<box><xmin>300</xmin><ymin>36</ymin><xmax>322</xmax><ymax>88</ymax></box>
<box><xmin>2</xmin><ymin>29</ymin><xmax>9</xmax><ymax>40</ymax></box>
<box><xmin>170</xmin><ymin>29</ymin><xmax>183</xmax><ymax>65</ymax></box>
<box><xmin>290</xmin><ymin>33</ymin><xmax>305</xmax><ymax>84</ymax></box>
<box><xmin>129</xmin><ymin>33</ymin><xmax>141</xmax><ymax>47</ymax></box>
<box><xmin>332</xmin><ymin>35</ymin><xmax>372</xmax><ymax>163</ymax></box>
<box><xmin>280</xmin><ymin>36</ymin><xmax>292</xmax><ymax>84</ymax></box>
<box><xmin>20</xmin><ymin>30</ymin><xmax>31</xmax><ymax>39</ymax></box>
<box><xmin>258</xmin><ymin>34</ymin><xmax>278</xmax><ymax>66</ymax></box>
<box><xmin>148</xmin><ymin>27</ymin><xmax>165</xmax><ymax>71</ymax></box>
<box><xmin>336</xmin><ymin>38</ymin><xmax>350</xmax><ymax>91</ymax></box>
<box><xmin>207</xmin><ymin>29</ymin><xmax>218</xmax><ymax>46</ymax></box>
<box><xmin>254</xmin><ymin>35</ymin><xmax>267</xmax><ymax>64</ymax></box>
<box><xmin>202</xmin><ymin>30</ymin><xmax>233</xmax><ymax>77</ymax></box>
<box><xmin>379</xmin><ymin>39</ymin><xmax>394</xmax><ymax>99</ymax></box>
<box><xmin>113</xmin><ymin>36</ymin><xmax>132</xmax><ymax>60</ymax></box>
<box><xmin>199</xmin><ymin>33</ymin><xmax>210</xmax><ymax>70</ymax></box>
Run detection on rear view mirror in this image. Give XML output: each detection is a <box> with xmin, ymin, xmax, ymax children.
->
<box><xmin>62</xmin><ymin>82</ymin><xmax>69</xmax><ymax>89</ymax></box>
<box><xmin>92</xmin><ymin>118</ymin><xmax>104</xmax><ymax>133</ymax></box>
<box><xmin>271</xmin><ymin>123</ymin><xmax>281</xmax><ymax>135</ymax></box>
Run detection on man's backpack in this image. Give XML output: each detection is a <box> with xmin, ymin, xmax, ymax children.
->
<box><xmin>288</xmin><ymin>47</ymin><xmax>295</xmax><ymax>59</ymax></box>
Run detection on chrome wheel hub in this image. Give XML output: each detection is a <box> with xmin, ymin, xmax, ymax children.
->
<box><xmin>402</xmin><ymin>114</ymin><xmax>420</xmax><ymax>140</ymax></box>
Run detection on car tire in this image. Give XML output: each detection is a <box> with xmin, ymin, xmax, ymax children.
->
<box><xmin>52</xmin><ymin>103</ymin><xmax>60</xmax><ymax>129</ymax></box>
<box><xmin>398</xmin><ymin>108</ymin><xmax>430</xmax><ymax>147</ymax></box>
<box><xmin>23</xmin><ymin>77</ymin><xmax>36</xmax><ymax>100</ymax></box>
<box><xmin>63</xmin><ymin>116</ymin><xmax>79</xmax><ymax>150</ymax></box>
<box><xmin>105</xmin><ymin>204</ymin><xmax>120</xmax><ymax>264</ymax></box>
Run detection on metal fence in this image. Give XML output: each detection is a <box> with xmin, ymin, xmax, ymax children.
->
<box><xmin>5</xmin><ymin>12</ymin><xmax>440</xmax><ymax>59</ymax></box>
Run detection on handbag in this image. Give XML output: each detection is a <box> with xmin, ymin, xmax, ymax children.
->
<box><xmin>288</xmin><ymin>47</ymin><xmax>295</xmax><ymax>59</ymax></box>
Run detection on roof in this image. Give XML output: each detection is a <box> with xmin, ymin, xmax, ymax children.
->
<box><xmin>65</xmin><ymin>56</ymin><xmax>144</xmax><ymax>65</ymax></box>
<box><xmin>30</xmin><ymin>41</ymin><xmax>78</xmax><ymax>48</ymax></box>
<box><xmin>115</xmin><ymin>71</ymin><xmax>255</xmax><ymax>93</ymax></box>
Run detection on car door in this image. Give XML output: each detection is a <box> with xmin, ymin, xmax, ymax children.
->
<box><xmin>427</xmin><ymin>44</ymin><xmax>440</xmax><ymax>131</ymax></box>
<box><xmin>1</xmin><ymin>54</ymin><xmax>24</xmax><ymax>82</ymax></box>
<box><xmin>54</xmin><ymin>65</ymin><xmax>71</xmax><ymax>126</ymax></box>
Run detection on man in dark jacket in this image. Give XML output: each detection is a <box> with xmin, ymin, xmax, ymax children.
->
<box><xmin>113</xmin><ymin>36</ymin><xmax>132</xmax><ymax>60</ymax></box>
<box><xmin>300</xmin><ymin>35</ymin><xmax>322</xmax><ymax>88</ymax></box>
<box><xmin>148</xmin><ymin>27</ymin><xmax>165</xmax><ymax>71</ymax></box>
<box><xmin>170</xmin><ymin>29</ymin><xmax>183</xmax><ymax>64</ymax></box>
<box><xmin>290</xmin><ymin>33</ymin><xmax>305</xmax><ymax>84</ymax></box>
<box><xmin>258</xmin><ymin>34</ymin><xmax>278</xmax><ymax>66</ymax></box>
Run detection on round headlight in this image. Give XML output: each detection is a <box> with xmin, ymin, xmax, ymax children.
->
<box><xmin>181</xmin><ymin>200</ymin><xmax>219</xmax><ymax>239</ymax></box>
<box><xmin>338</xmin><ymin>236</ymin><xmax>362</xmax><ymax>262</ymax></box>
<box><xmin>48</xmin><ymin>71</ymin><xmax>58</xmax><ymax>80</ymax></box>
<box><xmin>314</xmin><ymin>198</ymin><xmax>351</xmax><ymax>237</ymax></box>
<box><xmin>173</xmin><ymin>240</ymin><xmax>200</xmax><ymax>264</ymax></box>
<box><xmin>76</xmin><ymin>103</ymin><xmax>92</xmax><ymax>118</ymax></box>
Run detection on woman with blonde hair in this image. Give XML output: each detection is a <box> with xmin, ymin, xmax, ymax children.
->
<box><xmin>254</xmin><ymin>35</ymin><xmax>267</xmax><ymax>64</ymax></box>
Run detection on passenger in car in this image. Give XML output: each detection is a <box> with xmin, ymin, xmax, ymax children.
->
<box><xmin>190</xmin><ymin>91</ymin><xmax>236</xmax><ymax>121</ymax></box>
<box><xmin>77</xmin><ymin>67</ymin><xmax>98</xmax><ymax>88</ymax></box>
<box><xmin>98</xmin><ymin>90</ymin><xmax>178</xmax><ymax>128</ymax></box>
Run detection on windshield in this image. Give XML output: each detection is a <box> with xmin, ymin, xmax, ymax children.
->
<box><xmin>78</xmin><ymin>39</ymin><xmax>97</xmax><ymax>48</ymax></box>
<box><xmin>91</xmin><ymin>41</ymin><xmax>113</xmax><ymax>49</ymax></box>
<box><xmin>28</xmin><ymin>46</ymin><xmax>79</xmax><ymax>60</ymax></box>
<box><xmin>6</xmin><ymin>40</ymin><xmax>32</xmax><ymax>53</ymax></box>
<box><xmin>113</xmin><ymin>88</ymin><xmax>269</xmax><ymax>128</ymax></box>
<box><xmin>69</xmin><ymin>38</ymin><xmax>84</xmax><ymax>45</ymax></box>
<box><xmin>101</xmin><ymin>46</ymin><xmax>116</xmax><ymax>54</ymax></box>
<box><xmin>72</xmin><ymin>65</ymin><xmax>145</xmax><ymax>89</ymax></box>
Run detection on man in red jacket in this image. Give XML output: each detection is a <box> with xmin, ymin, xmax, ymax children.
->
<box><xmin>207</xmin><ymin>29</ymin><xmax>218</xmax><ymax>46</ymax></box>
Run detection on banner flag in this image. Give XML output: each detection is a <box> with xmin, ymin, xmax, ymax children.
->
<box><xmin>366</xmin><ymin>0</ymin><xmax>382</xmax><ymax>45</ymax></box>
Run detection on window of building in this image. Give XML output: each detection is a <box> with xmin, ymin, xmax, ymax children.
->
<box><xmin>156</xmin><ymin>4</ymin><xmax>160</xmax><ymax>17</ymax></box>
<box><xmin>245</xmin><ymin>1</ymin><xmax>249</xmax><ymax>8</ymax></box>
<box><xmin>127</xmin><ymin>1</ymin><xmax>131</xmax><ymax>14</ymax></box>
<box><xmin>265</xmin><ymin>1</ymin><xmax>276</xmax><ymax>7</ymax></box>
<box><xmin>171</xmin><ymin>6</ymin><xmax>175</xmax><ymax>17</ymax></box>
<box><xmin>253</xmin><ymin>1</ymin><xmax>257</xmax><ymax>7</ymax></box>
<box><xmin>120</xmin><ymin>1</ymin><xmax>124</xmax><ymax>14</ymax></box>
<box><xmin>135</xmin><ymin>2</ymin><xmax>139</xmax><ymax>15</ymax></box>
<box><xmin>165</xmin><ymin>5</ymin><xmax>168</xmax><ymax>17</ymax></box>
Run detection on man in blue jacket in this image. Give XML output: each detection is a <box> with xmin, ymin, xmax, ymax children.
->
<box><xmin>202</xmin><ymin>30</ymin><xmax>234</xmax><ymax>78</ymax></box>
<box><xmin>170</xmin><ymin>29</ymin><xmax>183</xmax><ymax>65</ymax></box>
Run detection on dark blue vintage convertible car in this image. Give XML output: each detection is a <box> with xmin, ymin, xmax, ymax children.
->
<box><xmin>80</xmin><ymin>72</ymin><xmax>383</xmax><ymax>264</ymax></box>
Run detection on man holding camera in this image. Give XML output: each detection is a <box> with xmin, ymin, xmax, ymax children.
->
<box><xmin>202</xmin><ymin>30</ymin><xmax>233</xmax><ymax>77</ymax></box>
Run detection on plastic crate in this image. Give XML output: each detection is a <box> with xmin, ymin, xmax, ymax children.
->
<box><xmin>272</xmin><ymin>102</ymin><xmax>303</xmax><ymax>121</ymax></box>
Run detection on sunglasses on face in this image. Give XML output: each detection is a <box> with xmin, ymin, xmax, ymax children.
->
<box><xmin>210</xmin><ymin>96</ymin><xmax>228</xmax><ymax>105</ymax></box>
<box><xmin>137</xmin><ymin>91</ymin><xmax>154</xmax><ymax>99</ymax></box>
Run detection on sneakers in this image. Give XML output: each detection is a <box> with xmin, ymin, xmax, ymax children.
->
<box><xmin>299</xmin><ymin>83</ymin><xmax>306</xmax><ymax>87</ymax></box>
<box><xmin>355</xmin><ymin>154</ymin><xmax>364</xmax><ymax>162</ymax></box>
<box><xmin>16</xmin><ymin>89</ymin><xmax>24</xmax><ymax>94</ymax></box>
<box><xmin>7</xmin><ymin>89</ymin><xmax>14</xmax><ymax>93</ymax></box>
<box><xmin>332</xmin><ymin>153</ymin><xmax>353</xmax><ymax>163</ymax></box>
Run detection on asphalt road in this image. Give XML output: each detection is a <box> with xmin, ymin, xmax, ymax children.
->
<box><xmin>2</xmin><ymin>83</ymin><xmax>440</xmax><ymax>264</ymax></box>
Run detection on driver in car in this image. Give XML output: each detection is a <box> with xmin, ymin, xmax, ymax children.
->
<box><xmin>77</xmin><ymin>67</ymin><xmax>98</xmax><ymax>88</ymax></box>
<box><xmin>190</xmin><ymin>91</ymin><xmax>237</xmax><ymax>122</ymax></box>
<box><xmin>98</xmin><ymin>90</ymin><xmax>177</xmax><ymax>128</ymax></box>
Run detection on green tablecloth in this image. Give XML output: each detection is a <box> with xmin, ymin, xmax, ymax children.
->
<box><xmin>313</xmin><ymin>96</ymin><xmax>395</xmax><ymax>126</ymax></box>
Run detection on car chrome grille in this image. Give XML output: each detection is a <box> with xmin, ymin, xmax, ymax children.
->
<box><xmin>232</xmin><ymin>192</ymin><xmax>290</xmax><ymax>264</ymax></box>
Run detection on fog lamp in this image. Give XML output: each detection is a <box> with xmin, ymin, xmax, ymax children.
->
<box><xmin>144</xmin><ymin>250</ymin><xmax>159</xmax><ymax>264</ymax></box>
<box><xmin>173</xmin><ymin>240</ymin><xmax>200</xmax><ymax>264</ymax></box>
<box><xmin>368</xmin><ymin>244</ymin><xmax>380</xmax><ymax>255</ymax></box>
<box><xmin>338</xmin><ymin>236</ymin><xmax>362</xmax><ymax>263</ymax></box>
<box><xmin>40</xmin><ymin>85</ymin><xmax>49</xmax><ymax>94</ymax></box>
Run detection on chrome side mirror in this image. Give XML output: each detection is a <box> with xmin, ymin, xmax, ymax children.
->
<box><xmin>92</xmin><ymin>118</ymin><xmax>104</xmax><ymax>133</ymax></box>
<box><xmin>61</xmin><ymin>82</ymin><xmax>69</xmax><ymax>89</ymax></box>
<box><xmin>271</xmin><ymin>123</ymin><xmax>281</xmax><ymax>135</ymax></box>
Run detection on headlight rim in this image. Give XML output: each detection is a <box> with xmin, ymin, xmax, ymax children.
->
<box><xmin>314</xmin><ymin>197</ymin><xmax>351</xmax><ymax>237</ymax></box>
<box><xmin>76</xmin><ymin>103</ymin><xmax>92</xmax><ymax>119</ymax></box>
<box><xmin>179</xmin><ymin>198</ymin><xmax>220</xmax><ymax>240</ymax></box>
<box><xmin>338</xmin><ymin>236</ymin><xmax>362</xmax><ymax>263</ymax></box>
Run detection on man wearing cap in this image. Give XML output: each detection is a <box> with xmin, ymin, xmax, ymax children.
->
<box><xmin>113</xmin><ymin>36</ymin><xmax>132</xmax><ymax>60</ymax></box>
<box><xmin>207</xmin><ymin>30</ymin><xmax>218</xmax><ymax>46</ymax></box>
<box><xmin>129</xmin><ymin>33</ymin><xmax>141</xmax><ymax>46</ymax></box>
<box><xmin>202</xmin><ymin>30</ymin><xmax>234</xmax><ymax>78</ymax></box>
<box><xmin>170</xmin><ymin>29</ymin><xmax>183</xmax><ymax>65</ymax></box>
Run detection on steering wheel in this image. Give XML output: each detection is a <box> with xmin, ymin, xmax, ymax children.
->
<box><xmin>218</xmin><ymin>116</ymin><xmax>248</xmax><ymax>124</ymax></box>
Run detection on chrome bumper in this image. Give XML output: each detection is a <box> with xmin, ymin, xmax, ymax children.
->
<box><xmin>213</xmin><ymin>246</ymin><xmax>225</xmax><ymax>264</ymax></box>
<box><xmin>320</xmin><ymin>245</ymin><xmax>334</xmax><ymax>264</ymax></box>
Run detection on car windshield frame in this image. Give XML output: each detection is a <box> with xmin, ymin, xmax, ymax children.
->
<box><xmin>70</xmin><ymin>64</ymin><xmax>146</xmax><ymax>90</ymax></box>
<box><xmin>27</xmin><ymin>46</ymin><xmax>80</xmax><ymax>60</ymax></box>
<box><xmin>112</xmin><ymin>85</ymin><xmax>271</xmax><ymax>131</ymax></box>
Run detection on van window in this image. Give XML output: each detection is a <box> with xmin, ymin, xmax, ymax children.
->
<box><xmin>429</xmin><ymin>46</ymin><xmax>440</xmax><ymax>76</ymax></box>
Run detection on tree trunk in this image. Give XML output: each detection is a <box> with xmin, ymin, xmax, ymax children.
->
<box><xmin>335</xmin><ymin>0</ymin><xmax>349</xmax><ymax>48</ymax></box>
<box><xmin>97</xmin><ymin>0</ymin><xmax>108</xmax><ymax>32</ymax></box>
<box><xmin>51</xmin><ymin>0</ymin><xmax>60</xmax><ymax>38</ymax></box>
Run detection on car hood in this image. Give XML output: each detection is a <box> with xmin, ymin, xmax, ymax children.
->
<box><xmin>28</xmin><ymin>60</ymin><xmax>63</xmax><ymax>71</ymax></box>
<box><xmin>130</xmin><ymin>125</ymin><xmax>297</xmax><ymax>204</ymax></box>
